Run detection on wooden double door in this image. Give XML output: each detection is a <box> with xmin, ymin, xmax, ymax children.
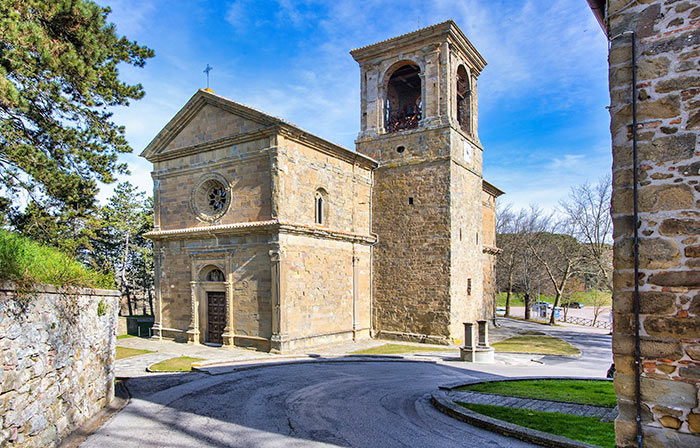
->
<box><xmin>207</xmin><ymin>291</ymin><xmax>226</xmax><ymax>344</ymax></box>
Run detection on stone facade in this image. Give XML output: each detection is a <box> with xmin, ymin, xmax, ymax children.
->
<box><xmin>143</xmin><ymin>21</ymin><xmax>501</xmax><ymax>353</ymax></box>
<box><xmin>352</xmin><ymin>21</ymin><xmax>499</xmax><ymax>344</ymax></box>
<box><xmin>597</xmin><ymin>0</ymin><xmax>700</xmax><ymax>446</ymax></box>
<box><xmin>143</xmin><ymin>91</ymin><xmax>376</xmax><ymax>352</ymax></box>
<box><xmin>0</xmin><ymin>283</ymin><xmax>119</xmax><ymax>447</ymax></box>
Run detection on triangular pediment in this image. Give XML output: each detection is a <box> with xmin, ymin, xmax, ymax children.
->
<box><xmin>140</xmin><ymin>89</ymin><xmax>283</xmax><ymax>161</ymax></box>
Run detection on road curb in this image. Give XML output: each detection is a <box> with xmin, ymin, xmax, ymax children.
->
<box><xmin>430</xmin><ymin>390</ymin><xmax>600</xmax><ymax>448</ymax></box>
<box><xmin>191</xmin><ymin>355</ymin><xmax>438</xmax><ymax>375</ymax></box>
<box><xmin>438</xmin><ymin>375</ymin><xmax>613</xmax><ymax>391</ymax></box>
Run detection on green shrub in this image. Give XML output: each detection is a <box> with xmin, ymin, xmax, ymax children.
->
<box><xmin>0</xmin><ymin>229</ymin><xmax>114</xmax><ymax>289</ymax></box>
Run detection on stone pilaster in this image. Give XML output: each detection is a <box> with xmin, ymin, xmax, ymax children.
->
<box><xmin>352</xmin><ymin>251</ymin><xmax>360</xmax><ymax>338</ymax></box>
<box><xmin>222</xmin><ymin>280</ymin><xmax>235</xmax><ymax>347</ymax></box>
<box><xmin>186</xmin><ymin>281</ymin><xmax>200</xmax><ymax>344</ymax></box>
<box><xmin>269</xmin><ymin>246</ymin><xmax>288</xmax><ymax>353</ymax></box>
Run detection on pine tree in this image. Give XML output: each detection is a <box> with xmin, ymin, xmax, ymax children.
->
<box><xmin>0</xmin><ymin>0</ymin><xmax>153</xmax><ymax>243</ymax></box>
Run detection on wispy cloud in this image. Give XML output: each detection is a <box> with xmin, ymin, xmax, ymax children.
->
<box><xmin>97</xmin><ymin>0</ymin><xmax>610</xmax><ymax>213</ymax></box>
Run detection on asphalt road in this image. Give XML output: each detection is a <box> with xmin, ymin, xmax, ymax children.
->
<box><xmin>82</xmin><ymin>361</ymin><xmax>538</xmax><ymax>448</ymax></box>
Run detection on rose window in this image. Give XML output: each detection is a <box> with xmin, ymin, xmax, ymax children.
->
<box><xmin>208</xmin><ymin>186</ymin><xmax>227</xmax><ymax>211</ymax></box>
<box><xmin>191</xmin><ymin>175</ymin><xmax>231</xmax><ymax>222</ymax></box>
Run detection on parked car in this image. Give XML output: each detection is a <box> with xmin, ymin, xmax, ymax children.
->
<box><xmin>533</xmin><ymin>301</ymin><xmax>553</xmax><ymax>309</ymax></box>
<box><xmin>566</xmin><ymin>302</ymin><xmax>584</xmax><ymax>309</ymax></box>
<box><xmin>496</xmin><ymin>306</ymin><xmax>506</xmax><ymax>316</ymax></box>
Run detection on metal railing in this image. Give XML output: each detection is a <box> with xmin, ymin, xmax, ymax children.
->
<box><xmin>561</xmin><ymin>314</ymin><xmax>612</xmax><ymax>330</ymax></box>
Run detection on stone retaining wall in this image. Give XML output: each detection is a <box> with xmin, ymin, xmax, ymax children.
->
<box><xmin>0</xmin><ymin>283</ymin><xmax>119</xmax><ymax>447</ymax></box>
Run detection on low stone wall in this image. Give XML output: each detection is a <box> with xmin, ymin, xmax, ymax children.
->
<box><xmin>0</xmin><ymin>283</ymin><xmax>119</xmax><ymax>447</ymax></box>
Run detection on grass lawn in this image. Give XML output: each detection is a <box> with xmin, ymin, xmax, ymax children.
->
<box><xmin>491</xmin><ymin>335</ymin><xmax>580</xmax><ymax>355</ymax></box>
<box><xmin>351</xmin><ymin>343</ymin><xmax>455</xmax><ymax>355</ymax></box>
<box><xmin>496</xmin><ymin>291</ymin><xmax>611</xmax><ymax>308</ymax></box>
<box><xmin>458</xmin><ymin>403</ymin><xmax>614</xmax><ymax>448</ymax></box>
<box><xmin>117</xmin><ymin>334</ymin><xmax>137</xmax><ymax>340</ymax></box>
<box><xmin>0</xmin><ymin>229</ymin><xmax>113</xmax><ymax>289</ymax></box>
<box><xmin>149</xmin><ymin>356</ymin><xmax>204</xmax><ymax>372</ymax></box>
<box><xmin>458</xmin><ymin>379</ymin><xmax>616</xmax><ymax>407</ymax></box>
<box><xmin>116</xmin><ymin>346</ymin><xmax>154</xmax><ymax>360</ymax></box>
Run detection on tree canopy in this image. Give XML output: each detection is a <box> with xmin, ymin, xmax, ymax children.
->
<box><xmin>0</xmin><ymin>0</ymin><xmax>153</xmax><ymax>227</ymax></box>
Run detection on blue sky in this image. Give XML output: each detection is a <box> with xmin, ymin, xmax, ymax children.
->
<box><xmin>101</xmin><ymin>0</ymin><xmax>610</xmax><ymax>211</ymax></box>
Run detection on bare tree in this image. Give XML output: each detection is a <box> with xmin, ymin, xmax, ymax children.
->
<box><xmin>496</xmin><ymin>205</ymin><xmax>529</xmax><ymax>317</ymax></box>
<box><xmin>590</xmin><ymin>290</ymin><xmax>608</xmax><ymax>326</ymax></box>
<box><xmin>560</xmin><ymin>176</ymin><xmax>613</xmax><ymax>290</ymax></box>
<box><xmin>525</xmin><ymin>209</ymin><xmax>586</xmax><ymax>325</ymax></box>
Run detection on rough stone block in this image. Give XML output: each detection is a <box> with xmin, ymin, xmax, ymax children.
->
<box><xmin>649</xmin><ymin>270</ymin><xmax>700</xmax><ymax>287</ymax></box>
<box><xmin>639</xmin><ymin>184</ymin><xmax>695</xmax><ymax>212</ymax></box>
<box><xmin>659</xmin><ymin>218</ymin><xmax>700</xmax><ymax>236</ymax></box>
<box><xmin>637</xmin><ymin>95</ymin><xmax>681</xmax><ymax>121</ymax></box>
<box><xmin>640</xmin><ymin>377</ymin><xmax>698</xmax><ymax>408</ymax></box>
<box><xmin>638</xmin><ymin>134</ymin><xmax>696</xmax><ymax>164</ymax></box>
<box><xmin>644</xmin><ymin>315</ymin><xmax>700</xmax><ymax>339</ymax></box>
<box><xmin>689</xmin><ymin>412</ymin><xmax>700</xmax><ymax>433</ymax></box>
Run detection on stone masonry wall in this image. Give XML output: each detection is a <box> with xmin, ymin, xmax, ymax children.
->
<box><xmin>0</xmin><ymin>284</ymin><xmax>119</xmax><ymax>447</ymax></box>
<box><xmin>449</xmin><ymin>128</ymin><xmax>485</xmax><ymax>341</ymax></box>
<box><xmin>282</xmin><ymin>234</ymin><xmax>371</xmax><ymax>350</ymax></box>
<box><xmin>482</xmin><ymin>188</ymin><xmax>499</xmax><ymax>328</ymax></box>
<box><xmin>154</xmin><ymin>144</ymin><xmax>272</xmax><ymax>232</ymax></box>
<box><xmin>608</xmin><ymin>1</ymin><xmax>700</xmax><ymax>446</ymax></box>
<box><xmin>276</xmin><ymin>135</ymin><xmax>373</xmax><ymax>234</ymax></box>
<box><xmin>367</xmin><ymin>153</ymin><xmax>453</xmax><ymax>343</ymax></box>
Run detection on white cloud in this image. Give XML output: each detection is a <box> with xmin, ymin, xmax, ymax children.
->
<box><xmin>95</xmin><ymin>0</ymin><xmax>610</xmax><ymax>213</ymax></box>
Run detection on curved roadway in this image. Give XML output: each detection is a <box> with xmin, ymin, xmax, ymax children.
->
<box><xmin>82</xmin><ymin>360</ymin><xmax>537</xmax><ymax>447</ymax></box>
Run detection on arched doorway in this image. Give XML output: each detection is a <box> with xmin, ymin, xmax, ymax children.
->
<box><xmin>201</xmin><ymin>266</ymin><xmax>226</xmax><ymax>345</ymax></box>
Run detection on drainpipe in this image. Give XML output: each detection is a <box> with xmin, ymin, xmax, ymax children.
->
<box><xmin>630</xmin><ymin>31</ymin><xmax>643</xmax><ymax>448</ymax></box>
<box><xmin>609</xmin><ymin>28</ymin><xmax>642</xmax><ymax>448</ymax></box>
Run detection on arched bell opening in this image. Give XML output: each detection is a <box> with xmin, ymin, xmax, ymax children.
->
<box><xmin>456</xmin><ymin>65</ymin><xmax>472</xmax><ymax>135</ymax></box>
<box><xmin>385</xmin><ymin>63</ymin><xmax>422</xmax><ymax>133</ymax></box>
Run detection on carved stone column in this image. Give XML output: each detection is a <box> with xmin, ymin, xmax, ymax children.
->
<box><xmin>269</xmin><ymin>247</ymin><xmax>287</xmax><ymax>353</ymax></box>
<box><xmin>222</xmin><ymin>280</ymin><xmax>235</xmax><ymax>347</ymax></box>
<box><xmin>352</xmin><ymin>252</ymin><xmax>359</xmax><ymax>339</ymax></box>
<box><xmin>186</xmin><ymin>281</ymin><xmax>200</xmax><ymax>344</ymax></box>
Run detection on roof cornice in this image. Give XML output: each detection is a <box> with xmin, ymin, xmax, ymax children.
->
<box><xmin>482</xmin><ymin>180</ymin><xmax>505</xmax><ymax>197</ymax></box>
<box><xmin>350</xmin><ymin>20</ymin><xmax>486</xmax><ymax>74</ymax></box>
<box><xmin>145</xmin><ymin>219</ymin><xmax>377</xmax><ymax>245</ymax></box>
<box><xmin>140</xmin><ymin>89</ymin><xmax>377</xmax><ymax>169</ymax></box>
<box><xmin>277</xmin><ymin>124</ymin><xmax>377</xmax><ymax>169</ymax></box>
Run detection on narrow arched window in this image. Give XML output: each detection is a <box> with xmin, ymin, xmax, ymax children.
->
<box><xmin>315</xmin><ymin>188</ymin><xmax>327</xmax><ymax>225</ymax></box>
<box><xmin>456</xmin><ymin>65</ymin><xmax>471</xmax><ymax>134</ymax></box>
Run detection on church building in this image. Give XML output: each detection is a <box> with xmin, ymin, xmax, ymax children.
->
<box><xmin>143</xmin><ymin>21</ymin><xmax>503</xmax><ymax>352</ymax></box>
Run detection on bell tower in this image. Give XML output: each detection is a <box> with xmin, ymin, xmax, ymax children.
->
<box><xmin>351</xmin><ymin>21</ymin><xmax>489</xmax><ymax>344</ymax></box>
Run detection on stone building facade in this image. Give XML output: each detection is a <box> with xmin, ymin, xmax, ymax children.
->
<box><xmin>143</xmin><ymin>21</ymin><xmax>501</xmax><ymax>352</ymax></box>
<box><xmin>588</xmin><ymin>0</ymin><xmax>700</xmax><ymax>446</ymax></box>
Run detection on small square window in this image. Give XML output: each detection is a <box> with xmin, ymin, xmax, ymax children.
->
<box><xmin>408</xmin><ymin>197</ymin><xmax>414</xmax><ymax>205</ymax></box>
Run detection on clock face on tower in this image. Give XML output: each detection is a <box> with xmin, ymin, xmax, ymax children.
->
<box><xmin>463</xmin><ymin>140</ymin><xmax>472</xmax><ymax>163</ymax></box>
